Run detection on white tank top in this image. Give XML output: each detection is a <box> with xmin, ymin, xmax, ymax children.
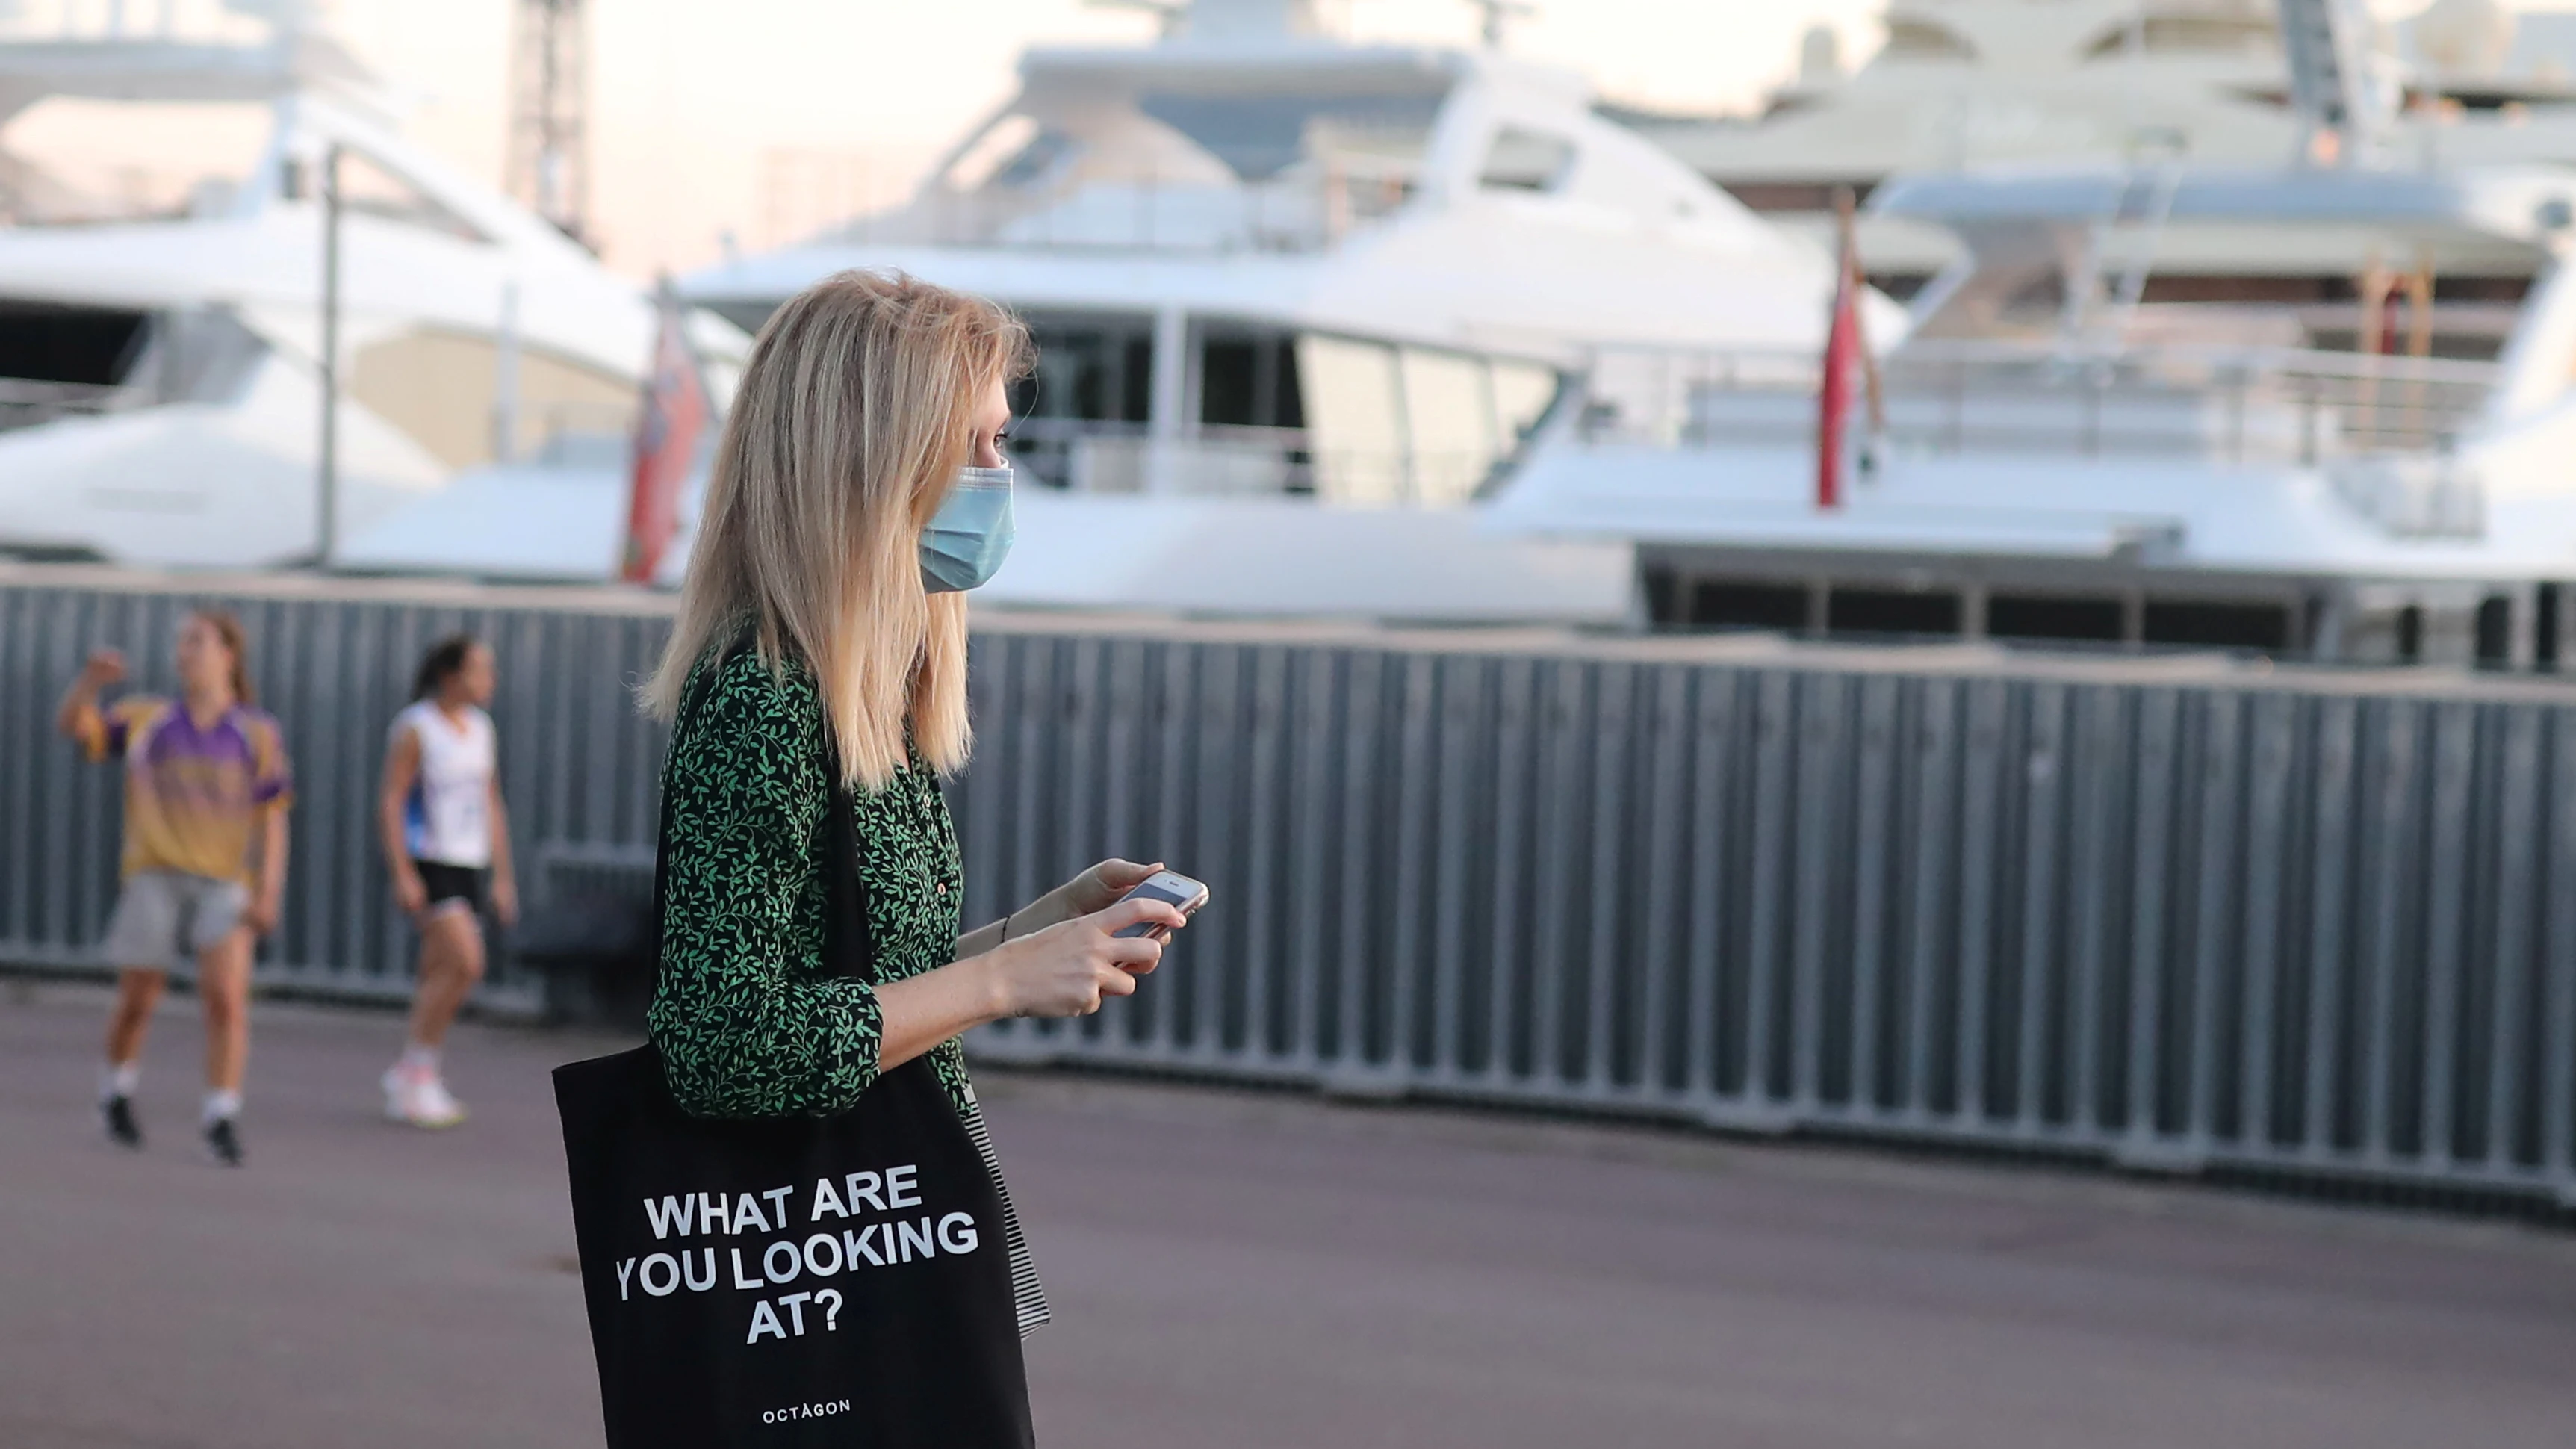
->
<box><xmin>394</xmin><ymin>701</ymin><xmax>497</xmax><ymax>868</ymax></box>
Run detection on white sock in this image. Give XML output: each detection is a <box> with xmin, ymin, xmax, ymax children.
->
<box><xmin>202</xmin><ymin>1089</ymin><xmax>242</xmax><ymax>1125</ymax></box>
<box><xmin>399</xmin><ymin>1043</ymin><xmax>440</xmax><ymax>1076</ymax></box>
<box><xmin>101</xmin><ymin>1061</ymin><xmax>140</xmax><ymax>1102</ymax></box>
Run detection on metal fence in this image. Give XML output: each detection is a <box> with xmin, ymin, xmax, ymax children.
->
<box><xmin>7</xmin><ymin>569</ymin><xmax>2576</xmax><ymax>1206</ymax></box>
<box><xmin>0</xmin><ymin>573</ymin><xmax>677</xmax><ymax>1011</ymax></box>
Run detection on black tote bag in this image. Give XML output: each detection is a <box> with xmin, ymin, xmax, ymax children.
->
<box><xmin>555</xmin><ymin>651</ymin><xmax>1034</xmax><ymax>1448</ymax></box>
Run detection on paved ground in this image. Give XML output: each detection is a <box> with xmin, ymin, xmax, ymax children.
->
<box><xmin>4</xmin><ymin>980</ymin><xmax>2576</xmax><ymax>1449</ymax></box>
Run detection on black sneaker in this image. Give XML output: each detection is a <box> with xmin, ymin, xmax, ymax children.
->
<box><xmin>203</xmin><ymin>1116</ymin><xmax>243</xmax><ymax>1167</ymax></box>
<box><xmin>102</xmin><ymin>1095</ymin><xmax>143</xmax><ymax>1149</ymax></box>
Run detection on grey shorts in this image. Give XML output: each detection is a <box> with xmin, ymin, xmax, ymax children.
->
<box><xmin>99</xmin><ymin>870</ymin><xmax>250</xmax><ymax>977</ymax></box>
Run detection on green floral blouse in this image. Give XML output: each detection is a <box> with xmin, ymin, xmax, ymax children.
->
<box><xmin>647</xmin><ymin>648</ymin><xmax>975</xmax><ymax>1120</ymax></box>
<box><xmin>645</xmin><ymin>647</ymin><xmax>1048</xmax><ymax>1335</ymax></box>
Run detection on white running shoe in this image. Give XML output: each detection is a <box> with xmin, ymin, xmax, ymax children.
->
<box><xmin>383</xmin><ymin>1065</ymin><xmax>468</xmax><ymax>1129</ymax></box>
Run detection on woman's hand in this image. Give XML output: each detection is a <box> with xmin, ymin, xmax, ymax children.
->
<box><xmin>1061</xmin><ymin>858</ymin><xmax>1160</xmax><ymax>917</ymax></box>
<box><xmin>391</xmin><ymin>864</ymin><xmax>428</xmax><ymax>917</ymax></box>
<box><xmin>987</xmin><ymin>858</ymin><xmax>1160</xmax><ymax>946</ymax></box>
<box><xmin>983</xmin><ymin>895</ymin><xmax>1187</xmax><ymax>1019</ymax></box>
<box><xmin>491</xmin><ymin>875</ymin><xmax>520</xmax><ymax>928</ymax></box>
<box><xmin>56</xmin><ymin>648</ymin><xmax>127</xmax><ymax>742</ymax></box>
<box><xmin>243</xmin><ymin>890</ymin><xmax>281</xmax><ymax>937</ymax></box>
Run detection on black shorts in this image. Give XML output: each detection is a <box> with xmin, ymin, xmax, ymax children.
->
<box><xmin>417</xmin><ymin>861</ymin><xmax>488</xmax><ymax>918</ymax></box>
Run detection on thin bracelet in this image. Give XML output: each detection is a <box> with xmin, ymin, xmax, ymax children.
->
<box><xmin>999</xmin><ymin>907</ymin><xmax>1019</xmax><ymax>943</ymax></box>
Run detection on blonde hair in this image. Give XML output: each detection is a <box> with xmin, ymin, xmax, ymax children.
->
<box><xmin>644</xmin><ymin>270</ymin><xmax>1028</xmax><ymax>789</ymax></box>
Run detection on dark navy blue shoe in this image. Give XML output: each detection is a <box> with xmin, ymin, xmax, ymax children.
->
<box><xmin>103</xmin><ymin>1095</ymin><xmax>142</xmax><ymax>1149</ymax></box>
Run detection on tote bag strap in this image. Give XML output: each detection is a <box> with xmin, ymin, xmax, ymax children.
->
<box><xmin>650</xmin><ymin>627</ymin><xmax>877</xmax><ymax>999</ymax></box>
<box><xmin>818</xmin><ymin>760</ymin><xmax>878</xmax><ymax>981</ymax></box>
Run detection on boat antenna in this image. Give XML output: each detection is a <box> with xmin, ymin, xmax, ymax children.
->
<box><xmin>508</xmin><ymin>0</ymin><xmax>592</xmax><ymax>243</ymax></box>
<box><xmin>1468</xmin><ymin>0</ymin><xmax>1536</xmax><ymax>49</ymax></box>
<box><xmin>1089</xmin><ymin>0</ymin><xmax>1188</xmax><ymax>38</ymax></box>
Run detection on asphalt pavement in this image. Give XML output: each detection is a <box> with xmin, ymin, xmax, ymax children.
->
<box><xmin>4</xmin><ymin>978</ymin><xmax>2575</xmax><ymax>1449</ymax></box>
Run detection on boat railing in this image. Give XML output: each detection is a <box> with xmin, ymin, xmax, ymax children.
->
<box><xmin>1005</xmin><ymin>416</ymin><xmax>1495</xmax><ymax>506</ymax></box>
<box><xmin>828</xmin><ymin>167</ymin><xmax>1415</xmax><ymax>257</ymax></box>
<box><xmin>1576</xmin><ymin>338</ymin><xmax>2503</xmax><ymax>467</ymax></box>
<box><xmin>0</xmin><ymin>0</ymin><xmax>269</xmax><ymax>45</ymax></box>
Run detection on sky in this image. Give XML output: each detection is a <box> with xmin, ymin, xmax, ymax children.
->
<box><xmin>317</xmin><ymin>0</ymin><xmax>1893</xmax><ymax>276</ymax></box>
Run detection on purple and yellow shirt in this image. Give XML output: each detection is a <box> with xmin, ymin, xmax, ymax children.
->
<box><xmin>75</xmin><ymin>696</ymin><xmax>294</xmax><ymax>885</ymax></box>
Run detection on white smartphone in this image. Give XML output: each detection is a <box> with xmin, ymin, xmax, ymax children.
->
<box><xmin>1111</xmin><ymin>870</ymin><xmax>1209</xmax><ymax>940</ymax></box>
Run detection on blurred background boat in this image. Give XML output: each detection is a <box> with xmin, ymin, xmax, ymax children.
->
<box><xmin>650</xmin><ymin>0</ymin><xmax>1883</xmax><ymax>621</ymax></box>
<box><xmin>1619</xmin><ymin>0</ymin><xmax>2576</xmax><ymax>302</ymax></box>
<box><xmin>0</xmin><ymin>0</ymin><xmax>743</xmax><ymax>575</ymax></box>
<box><xmin>1494</xmin><ymin>0</ymin><xmax>2576</xmax><ymax>667</ymax></box>
<box><xmin>18</xmin><ymin>0</ymin><xmax>2576</xmax><ymax>656</ymax></box>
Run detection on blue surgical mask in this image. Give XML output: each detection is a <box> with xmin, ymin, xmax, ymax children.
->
<box><xmin>919</xmin><ymin>464</ymin><xmax>1016</xmax><ymax>594</ymax></box>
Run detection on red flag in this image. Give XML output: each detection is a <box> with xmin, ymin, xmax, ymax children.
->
<box><xmin>1816</xmin><ymin>225</ymin><xmax>1859</xmax><ymax>512</ymax></box>
<box><xmin>621</xmin><ymin>281</ymin><xmax>708</xmax><ymax>584</ymax></box>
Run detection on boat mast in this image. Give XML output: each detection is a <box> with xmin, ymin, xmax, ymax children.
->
<box><xmin>1468</xmin><ymin>0</ymin><xmax>1536</xmax><ymax>50</ymax></box>
<box><xmin>507</xmin><ymin>0</ymin><xmax>590</xmax><ymax>243</ymax></box>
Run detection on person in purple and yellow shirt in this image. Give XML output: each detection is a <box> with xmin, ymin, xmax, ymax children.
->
<box><xmin>55</xmin><ymin>609</ymin><xmax>292</xmax><ymax>1167</ymax></box>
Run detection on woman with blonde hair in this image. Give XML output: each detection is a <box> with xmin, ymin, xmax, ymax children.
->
<box><xmin>633</xmin><ymin>270</ymin><xmax>1185</xmax><ymax>1431</ymax></box>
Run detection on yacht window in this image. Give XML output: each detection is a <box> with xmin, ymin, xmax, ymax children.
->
<box><xmin>1686</xmin><ymin>582</ymin><xmax>1810</xmax><ymax>630</ymax></box>
<box><xmin>1477</xmin><ymin>128</ymin><xmax>1577</xmax><ymax>193</ymax></box>
<box><xmin>1016</xmin><ymin>318</ymin><xmax>1156</xmax><ymax>425</ymax></box>
<box><xmin>1401</xmin><ymin>349</ymin><xmax>1498</xmax><ymax>506</ymax></box>
<box><xmin>1491</xmin><ymin>360</ymin><xmax>1559</xmax><ymax>442</ymax></box>
<box><xmin>1828</xmin><ymin>589</ymin><xmax>1963</xmax><ymax>637</ymax></box>
<box><xmin>1881</xmin><ymin>19</ymin><xmax>1977</xmax><ymax>60</ymax></box>
<box><xmin>706</xmin><ymin>301</ymin><xmax>780</xmax><ymax>337</ymax></box>
<box><xmin>0</xmin><ymin>302</ymin><xmax>150</xmax><ymax>387</ymax></box>
<box><xmin>148</xmin><ymin>308</ymin><xmax>270</xmax><ymax>404</ymax></box>
<box><xmin>1139</xmin><ymin>92</ymin><xmax>1447</xmax><ymax>181</ymax></box>
<box><xmin>991</xmin><ymin>128</ymin><xmax>1085</xmax><ymax>189</ymax></box>
<box><xmin>1988</xmin><ymin>595</ymin><xmax>2126</xmax><ymax>643</ymax></box>
<box><xmin>945</xmin><ymin>115</ymin><xmax>1045</xmax><ymax>190</ymax></box>
<box><xmin>1008</xmin><ymin>315</ymin><xmax>1157</xmax><ymax>489</ymax></box>
<box><xmin>1722</xmin><ymin>181</ymin><xmax>1876</xmax><ymax>213</ymax></box>
<box><xmin>1297</xmin><ymin>335</ymin><xmax>1561</xmax><ymax>506</ymax></box>
<box><xmin>2143</xmin><ymin>601</ymin><xmax>2291</xmax><ymax>652</ymax></box>
<box><xmin>1297</xmin><ymin>335</ymin><xmax>1406</xmax><ymax>504</ymax></box>
<box><xmin>1199</xmin><ymin>332</ymin><xmax>1304</xmax><ymax>430</ymax></box>
<box><xmin>2082</xmin><ymin>14</ymin><xmax>2275</xmax><ymax>58</ymax></box>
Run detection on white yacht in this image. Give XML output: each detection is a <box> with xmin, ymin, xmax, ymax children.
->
<box><xmin>677</xmin><ymin>0</ymin><xmax>1887</xmax><ymax>621</ymax></box>
<box><xmin>1624</xmin><ymin>0</ymin><xmax>2576</xmax><ymax>302</ymax></box>
<box><xmin>0</xmin><ymin>2</ymin><xmax>736</xmax><ymax>573</ymax></box>
<box><xmin>1495</xmin><ymin>1</ymin><xmax>2576</xmax><ymax>666</ymax></box>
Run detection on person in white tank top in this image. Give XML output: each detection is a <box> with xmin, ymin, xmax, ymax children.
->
<box><xmin>395</xmin><ymin>697</ymin><xmax>494</xmax><ymax>871</ymax></box>
<box><xmin>376</xmin><ymin>635</ymin><xmax>517</xmax><ymax>1129</ymax></box>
